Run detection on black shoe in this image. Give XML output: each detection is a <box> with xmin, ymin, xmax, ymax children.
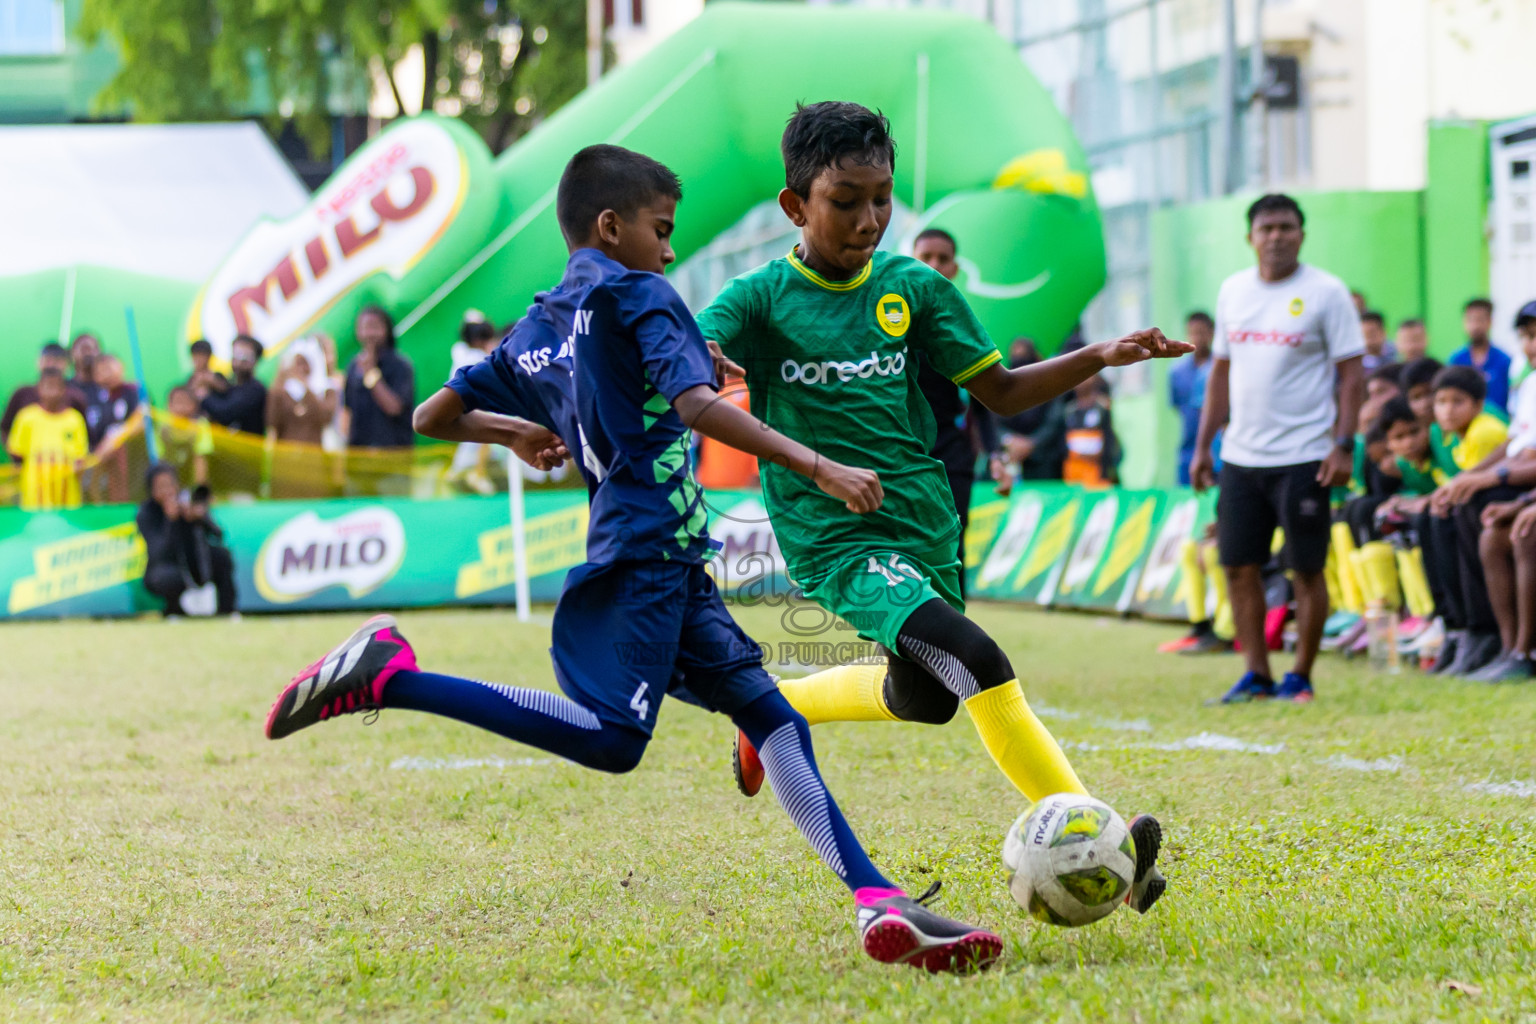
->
<box><xmin>1429</xmin><ymin>630</ymin><xmax>1465</xmax><ymax>674</ymax></box>
<box><xmin>1446</xmin><ymin>631</ymin><xmax>1501</xmax><ymax>677</ymax></box>
<box><xmin>1178</xmin><ymin>631</ymin><xmax>1234</xmax><ymax>656</ymax></box>
<box><xmin>1470</xmin><ymin>650</ymin><xmax>1517</xmax><ymax>682</ymax></box>
<box><xmin>1126</xmin><ymin>814</ymin><xmax>1166</xmax><ymax>913</ymax></box>
<box><xmin>1477</xmin><ymin>652</ymin><xmax>1535</xmax><ymax>683</ymax></box>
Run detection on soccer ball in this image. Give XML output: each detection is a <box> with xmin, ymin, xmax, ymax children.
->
<box><xmin>1002</xmin><ymin>793</ymin><xmax>1136</xmax><ymax>927</ymax></box>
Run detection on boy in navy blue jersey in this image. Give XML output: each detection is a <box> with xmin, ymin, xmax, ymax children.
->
<box><xmin>264</xmin><ymin>145</ymin><xmax>1002</xmax><ymax>974</ymax></box>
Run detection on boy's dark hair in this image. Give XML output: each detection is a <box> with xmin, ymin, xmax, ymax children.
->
<box><xmin>231</xmin><ymin>334</ymin><xmax>265</xmax><ymax>360</ymax></box>
<box><xmin>555</xmin><ymin>144</ymin><xmax>683</xmax><ymax>243</ymax></box>
<box><xmin>1245</xmin><ymin>193</ymin><xmax>1304</xmax><ymax>228</ymax></box>
<box><xmin>38</xmin><ymin>366</ymin><xmax>64</xmax><ymax>382</ymax></box>
<box><xmin>914</xmin><ymin>227</ymin><xmax>956</xmax><ymax>252</ymax></box>
<box><xmin>1368</xmin><ymin>362</ymin><xmax>1403</xmax><ymax>388</ymax></box>
<box><xmin>1514</xmin><ymin>299</ymin><xmax>1536</xmax><ymax>330</ymax></box>
<box><xmin>1464</xmin><ymin>297</ymin><xmax>1493</xmax><ymax>314</ymax></box>
<box><xmin>1433</xmin><ymin>365</ymin><xmax>1486</xmax><ymax>403</ymax></box>
<box><xmin>1398</xmin><ymin>317</ymin><xmax>1424</xmax><ymax>330</ymax></box>
<box><xmin>189</xmin><ymin>339</ymin><xmax>213</xmax><ymax>357</ymax></box>
<box><xmin>1361</xmin><ymin>310</ymin><xmax>1385</xmax><ymax>328</ymax></box>
<box><xmin>1185</xmin><ymin>310</ymin><xmax>1214</xmax><ymax>328</ymax></box>
<box><xmin>1402</xmin><ymin>357</ymin><xmax>1443</xmax><ymax>391</ymax></box>
<box><xmin>40</xmin><ymin>341</ymin><xmax>67</xmax><ymax>359</ymax></box>
<box><xmin>781</xmin><ymin>101</ymin><xmax>897</xmax><ymax>198</ymax></box>
<box><xmin>1375</xmin><ymin>396</ymin><xmax>1419</xmax><ymax>435</ymax></box>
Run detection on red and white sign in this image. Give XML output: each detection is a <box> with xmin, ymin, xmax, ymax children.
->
<box><xmin>188</xmin><ymin>119</ymin><xmax>468</xmax><ymax>360</ymax></box>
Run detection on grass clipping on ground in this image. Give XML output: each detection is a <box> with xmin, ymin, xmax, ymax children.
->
<box><xmin>1</xmin><ymin>605</ymin><xmax>1533</xmax><ymax>1022</ymax></box>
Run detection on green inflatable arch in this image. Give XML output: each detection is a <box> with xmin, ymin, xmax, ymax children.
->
<box><xmin>180</xmin><ymin>1</ymin><xmax>1105</xmax><ymax>397</ymax></box>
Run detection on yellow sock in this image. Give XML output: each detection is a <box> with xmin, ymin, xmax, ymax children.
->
<box><xmin>1357</xmin><ymin>542</ymin><xmax>1401</xmax><ymax>609</ymax></box>
<box><xmin>1331</xmin><ymin>522</ymin><xmax>1365</xmax><ymax>613</ymax></box>
<box><xmin>1325</xmin><ymin>550</ymin><xmax>1344</xmax><ymax>609</ymax></box>
<box><xmin>1397</xmin><ymin>547</ymin><xmax>1435</xmax><ymax>619</ymax></box>
<box><xmin>775</xmin><ymin>664</ymin><xmax>898</xmax><ymax>726</ymax></box>
<box><xmin>964</xmin><ymin>681</ymin><xmax>1088</xmax><ymax>801</ymax></box>
<box><xmin>1179</xmin><ymin>539</ymin><xmax>1207</xmax><ymax>624</ymax></box>
<box><xmin>1207</xmin><ymin>547</ymin><xmax>1235</xmax><ymax>640</ymax></box>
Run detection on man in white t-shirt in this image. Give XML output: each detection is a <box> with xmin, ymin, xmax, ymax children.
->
<box><xmin>1189</xmin><ymin>194</ymin><xmax>1366</xmax><ymax>704</ymax></box>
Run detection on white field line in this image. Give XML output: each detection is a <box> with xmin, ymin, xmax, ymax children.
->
<box><xmin>390</xmin><ymin>756</ymin><xmax>554</xmax><ymax>771</ymax></box>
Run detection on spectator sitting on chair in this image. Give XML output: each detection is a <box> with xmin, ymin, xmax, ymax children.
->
<box><xmin>1401</xmin><ymin>357</ymin><xmax>1443</xmax><ymax>426</ymax></box>
<box><xmin>1360</xmin><ymin>311</ymin><xmax>1396</xmax><ymax>372</ymax></box>
<box><xmin>201</xmin><ymin>335</ymin><xmax>268</xmax><ymax>435</ymax></box>
<box><xmin>1449</xmin><ymin>303</ymin><xmax>1536</xmax><ymax>681</ymax></box>
<box><xmin>137</xmin><ymin>463</ymin><xmax>238</xmax><ymax>618</ymax></box>
<box><xmin>3</xmin><ymin>342</ymin><xmax>88</xmax><ymax>461</ymax></box>
<box><xmin>344</xmin><ymin>305</ymin><xmax>415</xmax><ymax>449</ymax></box>
<box><xmin>1448</xmin><ymin>298</ymin><xmax>1511</xmax><ymax>415</ymax></box>
<box><xmin>1416</xmin><ymin>367</ymin><xmax>1515</xmax><ymax>676</ymax></box>
<box><xmin>1396</xmin><ymin>319</ymin><xmax>1429</xmax><ymax>364</ymax></box>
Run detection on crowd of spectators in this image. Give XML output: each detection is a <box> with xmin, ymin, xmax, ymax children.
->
<box><xmin>1156</xmin><ymin>190</ymin><xmax>1536</xmax><ymax>692</ymax></box>
<box><xmin>1</xmin><ymin>306</ymin><xmax>432</xmax><ymax>512</ymax></box>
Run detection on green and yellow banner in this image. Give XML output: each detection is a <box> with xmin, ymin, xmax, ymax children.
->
<box><xmin>0</xmin><ymin>484</ymin><xmax>1213</xmax><ymax>622</ymax></box>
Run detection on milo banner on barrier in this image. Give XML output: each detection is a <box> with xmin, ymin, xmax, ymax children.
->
<box><xmin>0</xmin><ymin>484</ymin><xmax>1210</xmax><ymax>622</ymax></box>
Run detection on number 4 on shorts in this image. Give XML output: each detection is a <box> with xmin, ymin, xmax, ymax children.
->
<box><xmin>630</xmin><ymin>682</ymin><xmax>651</xmax><ymax>722</ymax></box>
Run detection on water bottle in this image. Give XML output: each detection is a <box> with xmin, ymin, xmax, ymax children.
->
<box><xmin>1366</xmin><ymin>601</ymin><xmax>1400</xmax><ymax>674</ymax></box>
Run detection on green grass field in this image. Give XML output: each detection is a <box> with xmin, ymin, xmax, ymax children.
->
<box><xmin>2</xmin><ymin>603</ymin><xmax>1534</xmax><ymax>1022</ymax></box>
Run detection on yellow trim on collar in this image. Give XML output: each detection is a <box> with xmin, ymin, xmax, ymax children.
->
<box><xmin>786</xmin><ymin>248</ymin><xmax>873</xmax><ymax>292</ymax></box>
<box><xmin>951</xmin><ymin>349</ymin><xmax>1003</xmax><ymax>384</ymax></box>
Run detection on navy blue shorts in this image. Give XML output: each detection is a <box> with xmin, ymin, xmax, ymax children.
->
<box><xmin>549</xmin><ymin>560</ymin><xmax>776</xmax><ymax>738</ymax></box>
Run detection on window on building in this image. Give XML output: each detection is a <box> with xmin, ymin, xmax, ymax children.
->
<box><xmin>0</xmin><ymin>0</ymin><xmax>63</xmax><ymax>55</ymax></box>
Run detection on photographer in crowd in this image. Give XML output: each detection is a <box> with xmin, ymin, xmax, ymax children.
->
<box><xmin>136</xmin><ymin>462</ymin><xmax>238</xmax><ymax>618</ymax></box>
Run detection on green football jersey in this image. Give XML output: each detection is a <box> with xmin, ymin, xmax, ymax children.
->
<box><xmin>695</xmin><ymin>248</ymin><xmax>1001</xmax><ymax>580</ymax></box>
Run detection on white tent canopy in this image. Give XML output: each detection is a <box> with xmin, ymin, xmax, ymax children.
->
<box><xmin>0</xmin><ymin>123</ymin><xmax>310</xmax><ymax>282</ymax></box>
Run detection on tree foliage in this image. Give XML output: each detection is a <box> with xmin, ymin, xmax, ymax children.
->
<box><xmin>78</xmin><ymin>0</ymin><xmax>588</xmax><ymax>154</ymax></box>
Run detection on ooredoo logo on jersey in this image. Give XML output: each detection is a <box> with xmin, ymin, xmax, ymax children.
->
<box><xmin>780</xmin><ymin>348</ymin><xmax>907</xmax><ymax>385</ymax></box>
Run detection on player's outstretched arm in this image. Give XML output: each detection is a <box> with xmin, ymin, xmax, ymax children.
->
<box><xmin>963</xmin><ymin>329</ymin><xmax>1193</xmax><ymax>417</ymax></box>
<box><xmin>672</xmin><ymin>384</ymin><xmax>882</xmax><ymax>513</ymax></box>
<box><xmin>412</xmin><ymin>387</ymin><xmax>570</xmax><ymax>470</ymax></box>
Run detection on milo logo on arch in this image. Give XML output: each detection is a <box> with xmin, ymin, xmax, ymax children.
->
<box><xmin>187</xmin><ymin>115</ymin><xmax>500</xmax><ymax>364</ymax></box>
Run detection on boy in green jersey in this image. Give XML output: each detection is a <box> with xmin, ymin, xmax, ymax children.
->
<box><xmin>695</xmin><ymin>102</ymin><xmax>1191</xmax><ymax>914</ymax></box>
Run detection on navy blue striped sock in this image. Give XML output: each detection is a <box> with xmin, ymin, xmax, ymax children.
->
<box><xmin>383</xmin><ymin>670</ymin><xmax>648</xmax><ymax>774</ymax></box>
<box><xmin>733</xmin><ymin>692</ymin><xmax>893</xmax><ymax>894</ymax></box>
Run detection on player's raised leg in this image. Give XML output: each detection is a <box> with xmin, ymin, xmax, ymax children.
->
<box><xmin>264</xmin><ymin>612</ymin><xmax>651</xmax><ymax>772</ymax></box>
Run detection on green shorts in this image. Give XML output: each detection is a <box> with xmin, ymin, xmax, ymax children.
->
<box><xmin>797</xmin><ymin>546</ymin><xmax>964</xmax><ymax>652</ymax></box>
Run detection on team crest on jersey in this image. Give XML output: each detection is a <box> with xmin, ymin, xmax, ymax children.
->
<box><xmin>876</xmin><ymin>293</ymin><xmax>911</xmax><ymax>338</ymax></box>
<box><xmin>1289</xmin><ymin>297</ymin><xmax>1304</xmax><ymax>316</ymax></box>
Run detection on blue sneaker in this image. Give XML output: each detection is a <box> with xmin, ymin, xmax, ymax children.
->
<box><xmin>1275</xmin><ymin>672</ymin><xmax>1314</xmax><ymax>702</ymax></box>
<box><xmin>1206</xmin><ymin>671</ymin><xmax>1276</xmax><ymax>705</ymax></box>
<box><xmin>1324</xmin><ymin>611</ymin><xmax>1360</xmax><ymax>638</ymax></box>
